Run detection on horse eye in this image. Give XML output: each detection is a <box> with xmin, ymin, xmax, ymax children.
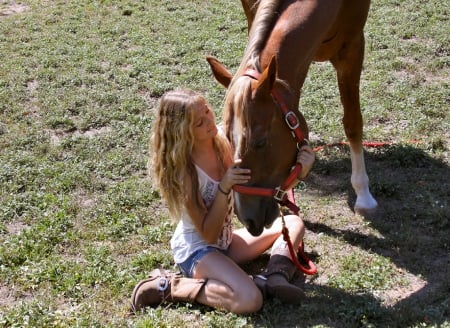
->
<box><xmin>252</xmin><ymin>138</ymin><xmax>267</xmax><ymax>150</ymax></box>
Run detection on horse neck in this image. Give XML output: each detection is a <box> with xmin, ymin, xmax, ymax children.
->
<box><xmin>257</xmin><ymin>0</ymin><xmax>336</xmax><ymax>91</ymax></box>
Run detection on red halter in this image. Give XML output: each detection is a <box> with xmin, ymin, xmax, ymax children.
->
<box><xmin>232</xmin><ymin>69</ymin><xmax>306</xmax><ymax>213</ymax></box>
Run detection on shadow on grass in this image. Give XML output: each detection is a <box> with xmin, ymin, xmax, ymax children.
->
<box><xmin>280</xmin><ymin>144</ymin><xmax>450</xmax><ymax>327</ymax></box>
<box><xmin>131</xmin><ymin>144</ymin><xmax>448</xmax><ymax>327</ymax></box>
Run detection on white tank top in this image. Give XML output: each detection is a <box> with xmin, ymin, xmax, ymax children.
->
<box><xmin>170</xmin><ymin>164</ymin><xmax>234</xmax><ymax>264</ymax></box>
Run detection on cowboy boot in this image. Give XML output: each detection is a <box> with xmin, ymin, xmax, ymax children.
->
<box><xmin>254</xmin><ymin>254</ymin><xmax>305</xmax><ymax>304</ymax></box>
<box><xmin>131</xmin><ymin>268</ymin><xmax>206</xmax><ymax>312</ymax></box>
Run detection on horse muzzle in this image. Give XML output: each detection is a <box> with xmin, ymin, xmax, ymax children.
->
<box><xmin>234</xmin><ymin>193</ymin><xmax>279</xmax><ymax>236</ymax></box>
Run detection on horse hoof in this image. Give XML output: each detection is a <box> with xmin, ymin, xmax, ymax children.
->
<box><xmin>355</xmin><ymin>206</ymin><xmax>383</xmax><ymax>220</ymax></box>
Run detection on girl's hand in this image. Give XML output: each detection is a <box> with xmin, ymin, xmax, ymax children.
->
<box><xmin>219</xmin><ymin>159</ymin><xmax>251</xmax><ymax>193</ymax></box>
<box><xmin>296</xmin><ymin>145</ymin><xmax>315</xmax><ymax>179</ymax></box>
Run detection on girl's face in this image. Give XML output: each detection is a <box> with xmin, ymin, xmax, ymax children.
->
<box><xmin>192</xmin><ymin>98</ymin><xmax>217</xmax><ymax>142</ymax></box>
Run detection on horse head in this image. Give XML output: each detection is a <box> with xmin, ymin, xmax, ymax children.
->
<box><xmin>207</xmin><ymin>55</ymin><xmax>308</xmax><ymax>236</ymax></box>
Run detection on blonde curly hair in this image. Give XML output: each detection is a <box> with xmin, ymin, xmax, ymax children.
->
<box><xmin>149</xmin><ymin>89</ymin><xmax>232</xmax><ymax>219</ymax></box>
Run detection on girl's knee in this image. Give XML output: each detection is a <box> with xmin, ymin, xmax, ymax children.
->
<box><xmin>285</xmin><ymin>214</ymin><xmax>305</xmax><ymax>230</ymax></box>
<box><xmin>232</xmin><ymin>283</ymin><xmax>263</xmax><ymax>313</ymax></box>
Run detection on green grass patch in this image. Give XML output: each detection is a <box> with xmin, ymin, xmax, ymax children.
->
<box><xmin>0</xmin><ymin>0</ymin><xmax>448</xmax><ymax>327</ymax></box>
<box><xmin>328</xmin><ymin>252</ymin><xmax>406</xmax><ymax>292</ymax></box>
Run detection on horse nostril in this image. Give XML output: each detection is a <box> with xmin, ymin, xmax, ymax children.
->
<box><xmin>245</xmin><ymin>220</ymin><xmax>254</xmax><ymax>233</ymax></box>
<box><xmin>245</xmin><ymin>219</ymin><xmax>264</xmax><ymax>236</ymax></box>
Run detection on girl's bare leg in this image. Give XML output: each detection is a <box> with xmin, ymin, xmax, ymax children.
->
<box><xmin>227</xmin><ymin>214</ymin><xmax>306</xmax><ymax>304</ymax></box>
<box><xmin>193</xmin><ymin>215</ymin><xmax>305</xmax><ymax>312</ymax></box>
<box><xmin>193</xmin><ymin>251</ymin><xmax>262</xmax><ymax>314</ymax></box>
<box><xmin>228</xmin><ymin>214</ymin><xmax>305</xmax><ymax>263</ymax></box>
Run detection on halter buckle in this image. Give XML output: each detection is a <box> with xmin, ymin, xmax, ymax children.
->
<box><xmin>285</xmin><ymin>111</ymin><xmax>300</xmax><ymax>130</ymax></box>
<box><xmin>274</xmin><ymin>187</ymin><xmax>287</xmax><ymax>202</ymax></box>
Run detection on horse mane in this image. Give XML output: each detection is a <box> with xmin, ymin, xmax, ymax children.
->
<box><xmin>223</xmin><ymin>0</ymin><xmax>283</xmax><ymax>155</ymax></box>
<box><xmin>238</xmin><ymin>0</ymin><xmax>283</xmax><ymax>74</ymax></box>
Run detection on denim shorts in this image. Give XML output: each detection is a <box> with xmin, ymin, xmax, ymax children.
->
<box><xmin>178</xmin><ymin>246</ymin><xmax>227</xmax><ymax>278</ymax></box>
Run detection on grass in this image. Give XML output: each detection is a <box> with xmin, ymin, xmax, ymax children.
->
<box><xmin>0</xmin><ymin>0</ymin><xmax>449</xmax><ymax>327</ymax></box>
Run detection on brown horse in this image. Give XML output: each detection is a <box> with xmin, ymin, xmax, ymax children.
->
<box><xmin>207</xmin><ymin>0</ymin><xmax>377</xmax><ymax>236</ymax></box>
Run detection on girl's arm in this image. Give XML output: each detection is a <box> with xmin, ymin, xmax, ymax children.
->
<box><xmin>185</xmin><ymin>159</ymin><xmax>250</xmax><ymax>244</ymax></box>
<box><xmin>297</xmin><ymin>145</ymin><xmax>315</xmax><ymax>179</ymax></box>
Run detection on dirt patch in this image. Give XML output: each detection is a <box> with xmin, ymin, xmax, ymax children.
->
<box><xmin>0</xmin><ymin>1</ymin><xmax>30</xmax><ymax>17</ymax></box>
<box><xmin>47</xmin><ymin>126</ymin><xmax>113</xmax><ymax>146</ymax></box>
<box><xmin>0</xmin><ymin>285</ymin><xmax>15</xmax><ymax>306</ymax></box>
<box><xmin>376</xmin><ymin>270</ymin><xmax>428</xmax><ymax>306</ymax></box>
<box><xmin>5</xmin><ymin>221</ymin><xmax>30</xmax><ymax>235</ymax></box>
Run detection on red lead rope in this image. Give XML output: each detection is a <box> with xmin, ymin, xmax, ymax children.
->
<box><xmin>280</xmin><ymin>189</ymin><xmax>318</xmax><ymax>275</ymax></box>
<box><xmin>313</xmin><ymin>141</ymin><xmax>392</xmax><ymax>152</ymax></box>
<box><xmin>283</xmin><ymin>227</ymin><xmax>317</xmax><ymax>275</ymax></box>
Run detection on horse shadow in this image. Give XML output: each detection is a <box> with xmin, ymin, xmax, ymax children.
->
<box><xmin>244</xmin><ymin>144</ymin><xmax>449</xmax><ymax>327</ymax></box>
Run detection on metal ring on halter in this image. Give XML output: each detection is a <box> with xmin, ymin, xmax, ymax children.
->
<box><xmin>296</xmin><ymin>139</ymin><xmax>309</xmax><ymax>151</ymax></box>
<box><xmin>254</xmin><ymin>274</ymin><xmax>267</xmax><ymax>281</ymax></box>
<box><xmin>157</xmin><ymin>277</ymin><xmax>169</xmax><ymax>291</ymax></box>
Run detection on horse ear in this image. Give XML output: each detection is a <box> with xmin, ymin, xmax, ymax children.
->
<box><xmin>256</xmin><ymin>56</ymin><xmax>277</xmax><ymax>96</ymax></box>
<box><xmin>206</xmin><ymin>56</ymin><xmax>233</xmax><ymax>88</ymax></box>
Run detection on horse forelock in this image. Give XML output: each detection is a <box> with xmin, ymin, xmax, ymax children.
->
<box><xmin>225</xmin><ymin>0</ymin><xmax>284</xmax><ymax>159</ymax></box>
<box><xmin>224</xmin><ymin>76</ymin><xmax>253</xmax><ymax>158</ymax></box>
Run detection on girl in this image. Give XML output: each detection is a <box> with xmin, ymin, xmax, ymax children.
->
<box><xmin>131</xmin><ymin>89</ymin><xmax>315</xmax><ymax>314</ymax></box>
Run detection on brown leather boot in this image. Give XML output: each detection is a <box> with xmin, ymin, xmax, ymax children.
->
<box><xmin>131</xmin><ymin>268</ymin><xmax>206</xmax><ymax>312</ymax></box>
<box><xmin>254</xmin><ymin>255</ymin><xmax>305</xmax><ymax>304</ymax></box>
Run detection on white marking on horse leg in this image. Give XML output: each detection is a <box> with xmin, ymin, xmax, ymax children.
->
<box><xmin>350</xmin><ymin>148</ymin><xmax>378</xmax><ymax>211</ymax></box>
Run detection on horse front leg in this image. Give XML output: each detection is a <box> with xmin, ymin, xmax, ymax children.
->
<box><xmin>331</xmin><ymin>33</ymin><xmax>378</xmax><ymax>215</ymax></box>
